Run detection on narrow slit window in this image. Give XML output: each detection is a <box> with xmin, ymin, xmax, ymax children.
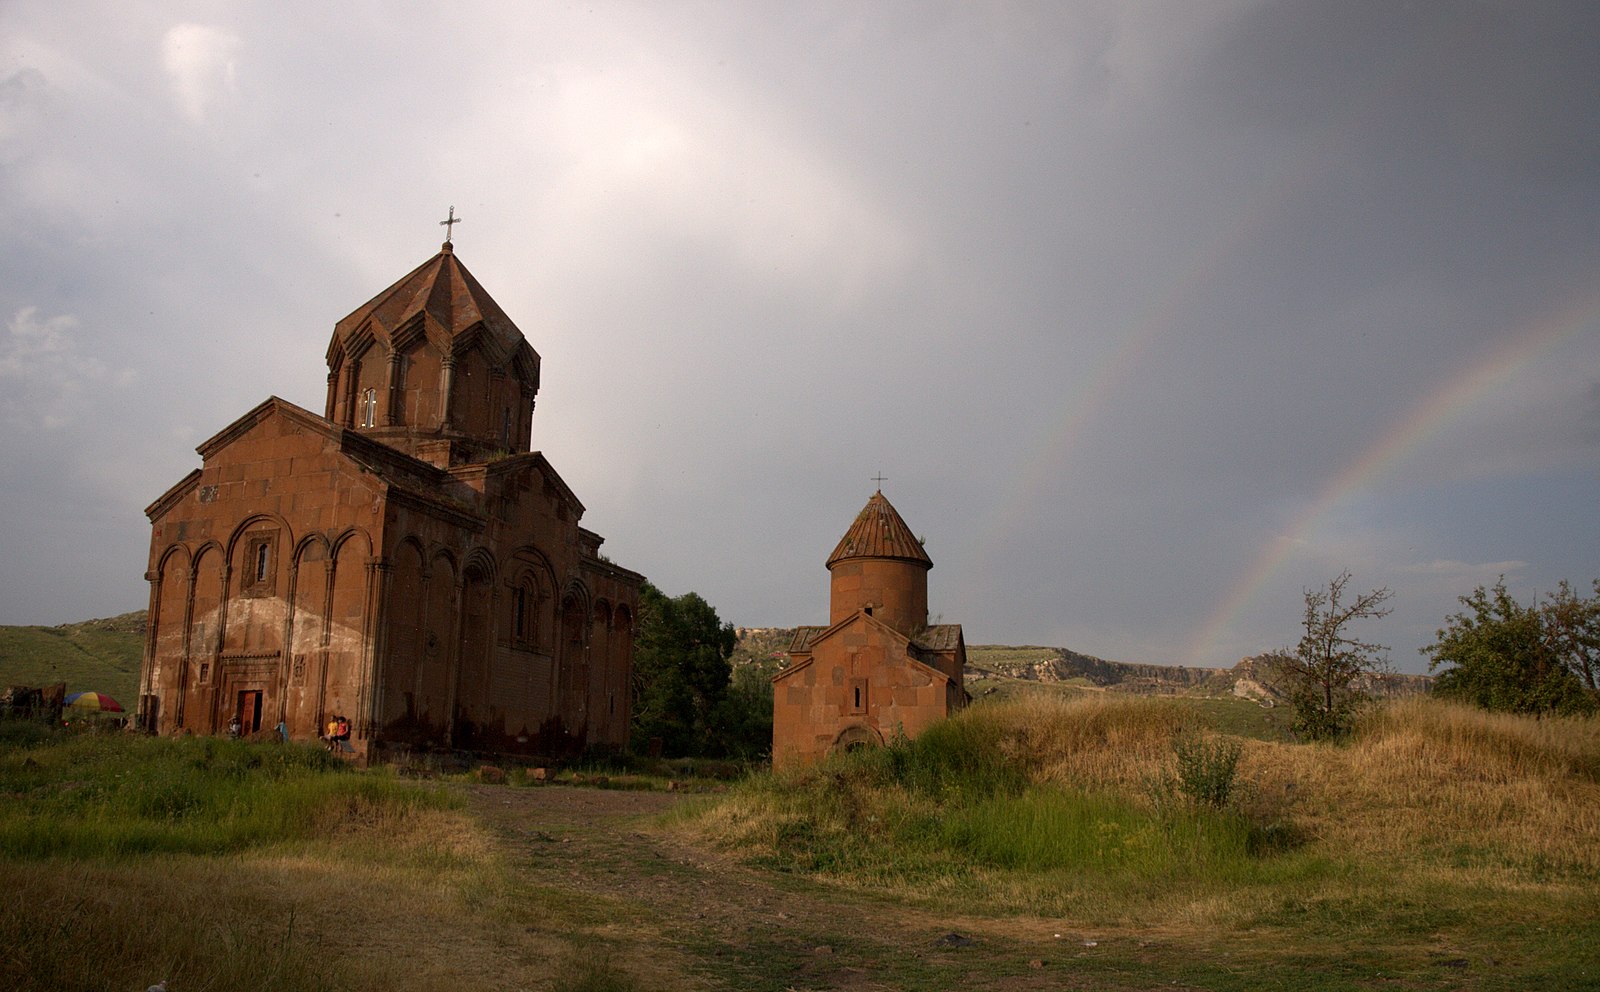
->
<box><xmin>360</xmin><ymin>388</ymin><xmax>378</xmax><ymax>428</ymax></box>
<box><xmin>254</xmin><ymin>542</ymin><xmax>270</xmax><ymax>582</ymax></box>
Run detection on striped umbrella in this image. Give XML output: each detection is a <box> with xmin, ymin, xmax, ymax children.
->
<box><xmin>65</xmin><ymin>691</ymin><xmax>124</xmax><ymax>713</ymax></box>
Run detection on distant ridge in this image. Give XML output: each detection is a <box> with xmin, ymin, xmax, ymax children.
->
<box><xmin>736</xmin><ymin>628</ymin><xmax>1431</xmax><ymax>704</ymax></box>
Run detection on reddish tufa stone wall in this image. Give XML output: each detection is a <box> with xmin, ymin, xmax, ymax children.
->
<box><xmin>141</xmin><ymin>406</ymin><xmax>384</xmax><ymax>751</ymax></box>
<box><xmin>827</xmin><ymin>557</ymin><xmax>929</xmax><ymax>634</ymax></box>
<box><xmin>772</xmin><ymin>615</ymin><xmax>963</xmax><ymax>767</ymax></box>
<box><xmin>773</xmin><ymin>491</ymin><xmax>965</xmax><ymax>768</ymax></box>
<box><xmin>138</xmin><ymin>245</ymin><xmax>639</xmax><ymax>763</ymax></box>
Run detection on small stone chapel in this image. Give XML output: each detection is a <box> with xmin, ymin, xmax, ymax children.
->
<box><xmin>772</xmin><ymin>489</ymin><xmax>967</xmax><ymax>766</ymax></box>
<box><xmin>136</xmin><ymin>227</ymin><xmax>642</xmax><ymax>761</ymax></box>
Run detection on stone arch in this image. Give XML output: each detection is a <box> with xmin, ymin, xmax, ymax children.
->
<box><xmin>462</xmin><ymin>547</ymin><xmax>498</xmax><ymax>586</ymax></box>
<box><xmin>514</xmin><ymin>551</ymin><xmax>559</xmax><ymax>651</ymax></box>
<box><xmin>226</xmin><ymin>513</ymin><xmax>293</xmax><ymax>613</ymax></box>
<box><xmin>608</xmin><ymin>601</ymin><xmax>635</xmax><ymax>740</ymax></box>
<box><xmin>226</xmin><ymin>511</ymin><xmax>292</xmax><ymax>551</ymax></box>
<box><xmin>381</xmin><ymin>537</ymin><xmax>427</xmax><ymax>735</ymax></box>
<box><xmin>455</xmin><ymin>553</ymin><xmax>497</xmax><ymax>747</ymax></box>
<box><xmin>186</xmin><ymin>542</ymin><xmax>226</xmax><ymax>730</ymax></box>
<box><xmin>287</xmin><ymin>532</ymin><xmax>332</xmax><ymax>734</ymax></box>
<box><xmin>413</xmin><ymin>549</ymin><xmax>459</xmax><ymax>741</ymax></box>
<box><xmin>425</xmin><ymin>545</ymin><xmax>459</xmax><ymax>583</ymax></box>
<box><xmin>561</xmin><ymin>580</ymin><xmax>591</xmax><ymax>621</ymax></box>
<box><xmin>147</xmin><ymin>544</ymin><xmax>193</xmax><ymax>733</ymax></box>
<box><xmin>329</xmin><ymin>525</ymin><xmax>375</xmax><ymax>562</ymax></box>
<box><xmin>506</xmin><ymin>565</ymin><xmax>541</xmax><ymax>647</ymax></box>
<box><xmin>557</xmin><ymin>582</ymin><xmax>591</xmax><ymax>730</ymax></box>
<box><xmin>590</xmin><ymin>600</ymin><xmax>618</xmax><ymax>741</ymax></box>
<box><xmin>223</xmin><ymin>514</ymin><xmax>291</xmax><ymax>656</ymax></box>
<box><xmin>157</xmin><ymin>542</ymin><xmax>193</xmax><ymax>578</ymax></box>
<box><xmin>184</xmin><ymin>539</ymin><xmax>223</xmax><ymax>585</ymax></box>
<box><xmin>832</xmin><ymin>723</ymin><xmax>884</xmax><ymax>754</ymax></box>
<box><xmin>325</xmin><ymin>532</ymin><xmax>371</xmax><ymax>719</ymax></box>
<box><xmin>293</xmin><ymin>532</ymin><xmax>331</xmax><ymax>568</ymax></box>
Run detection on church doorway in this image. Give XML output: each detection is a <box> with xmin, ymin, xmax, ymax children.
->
<box><xmin>235</xmin><ymin>689</ymin><xmax>263</xmax><ymax>736</ymax></box>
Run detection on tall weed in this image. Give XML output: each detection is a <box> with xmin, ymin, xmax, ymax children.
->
<box><xmin>1170</xmin><ymin>731</ymin><xmax>1243</xmax><ymax>809</ymax></box>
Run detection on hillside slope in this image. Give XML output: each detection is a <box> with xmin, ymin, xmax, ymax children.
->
<box><xmin>0</xmin><ymin>612</ymin><xmax>146</xmax><ymax>703</ymax></box>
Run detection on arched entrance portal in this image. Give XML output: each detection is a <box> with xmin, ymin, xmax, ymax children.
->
<box><xmin>832</xmin><ymin>723</ymin><xmax>883</xmax><ymax>755</ymax></box>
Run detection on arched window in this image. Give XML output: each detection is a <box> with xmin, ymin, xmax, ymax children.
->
<box><xmin>511</xmin><ymin>577</ymin><xmax>540</xmax><ymax>646</ymax></box>
<box><xmin>360</xmin><ymin>388</ymin><xmax>378</xmax><ymax>428</ymax></box>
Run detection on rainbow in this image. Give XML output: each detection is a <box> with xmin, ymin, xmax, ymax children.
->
<box><xmin>1184</xmin><ymin>285</ymin><xmax>1600</xmax><ymax>664</ymax></box>
<box><xmin>977</xmin><ymin>68</ymin><xmax>1403</xmax><ymax>561</ymax></box>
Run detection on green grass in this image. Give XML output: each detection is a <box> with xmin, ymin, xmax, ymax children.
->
<box><xmin>0</xmin><ymin>724</ymin><xmax>444</xmax><ymax>859</ymax></box>
<box><xmin>0</xmin><ymin>612</ymin><xmax>145</xmax><ymax>703</ymax></box>
<box><xmin>0</xmin><ymin>727</ymin><xmax>668</xmax><ymax>992</ymax></box>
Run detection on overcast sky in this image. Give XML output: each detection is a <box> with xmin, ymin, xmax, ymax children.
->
<box><xmin>2</xmin><ymin>2</ymin><xmax>1596</xmax><ymax>673</ymax></box>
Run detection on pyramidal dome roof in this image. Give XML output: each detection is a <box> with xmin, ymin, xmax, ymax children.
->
<box><xmin>330</xmin><ymin>242</ymin><xmax>535</xmax><ymax>367</ymax></box>
<box><xmin>826</xmin><ymin>490</ymin><xmax>933</xmax><ymax>569</ymax></box>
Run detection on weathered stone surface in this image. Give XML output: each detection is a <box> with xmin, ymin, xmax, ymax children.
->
<box><xmin>772</xmin><ymin>491</ymin><xmax>966</xmax><ymax>767</ymax></box>
<box><xmin>137</xmin><ymin>242</ymin><xmax>641</xmax><ymax>762</ymax></box>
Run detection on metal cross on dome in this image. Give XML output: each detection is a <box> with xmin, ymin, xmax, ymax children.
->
<box><xmin>439</xmin><ymin>206</ymin><xmax>462</xmax><ymax>242</ymax></box>
<box><xmin>872</xmin><ymin>472</ymin><xmax>888</xmax><ymax>490</ymax></box>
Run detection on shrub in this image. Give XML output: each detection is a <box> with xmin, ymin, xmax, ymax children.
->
<box><xmin>1171</xmin><ymin>731</ymin><xmax>1243</xmax><ymax>809</ymax></box>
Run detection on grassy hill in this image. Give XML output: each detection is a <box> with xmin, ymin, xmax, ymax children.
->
<box><xmin>0</xmin><ymin>611</ymin><xmax>145</xmax><ymax>704</ymax></box>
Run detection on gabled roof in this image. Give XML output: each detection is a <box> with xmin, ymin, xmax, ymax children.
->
<box><xmin>774</xmin><ymin>611</ymin><xmax>956</xmax><ymax>688</ymax></box>
<box><xmin>149</xmin><ymin>395</ymin><xmax>485</xmax><ymax>530</ymax></box>
<box><xmin>911</xmin><ymin>623</ymin><xmax>964</xmax><ymax>653</ymax></box>
<box><xmin>826</xmin><ymin>490</ymin><xmax>933</xmax><ymax>569</ymax></box>
<box><xmin>327</xmin><ymin>243</ymin><xmax>539</xmax><ymax>387</ymax></box>
<box><xmin>789</xmin><ymin>621</ymin><xmax>963</xmax><ymax>655</ymax></box>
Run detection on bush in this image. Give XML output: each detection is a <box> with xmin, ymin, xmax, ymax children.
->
<box><xmin>1171</xmin><ymin>731</ymin><xmax>1242</xmax><ymax>810</ymax></box>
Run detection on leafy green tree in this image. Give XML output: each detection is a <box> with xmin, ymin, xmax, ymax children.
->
<box><xmin>708</xmin><ymin>661</ymin><xmax>774</xmax><ymax>762</ymax></box>
<box><xmin>629</xmin><ymin>582</ymin><xmax>737</xmax><ymax>757</ymax></box>
<box><xmin>1263</xmin><ymin>571</ymin><xmax>1393</xmax><ymax>740</ymax></box>
<box><xmin>1423</xmin><ymin>579</ymin><xmax>1597</xmax><ymax>715</ymax></box>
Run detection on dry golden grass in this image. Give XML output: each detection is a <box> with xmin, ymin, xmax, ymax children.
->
<box><xmin>693</xmin><ymin>692</ymin><xmax>1600</xmax><ymax>944</ymax></box>
<box><xmin>1239</xmin><ymin>697</ymin><xmax>1600</xmax><ymax>875</ymax></box>
<box><xmin>961</xmin><ymin>694</ymin><xmax>1600</xmax><ymax>878</ymax></box>
<box><xmin>984</xmin><ymin>692</ymin><xmax>1204</xmax><ymax>792</ymax></box>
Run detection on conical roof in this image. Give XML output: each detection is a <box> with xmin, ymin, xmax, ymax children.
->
<box><xmin>826</xmin><ymin>491</ymin><xmax>933</xmax><ymax>569</ymax></box>
<box><xmin>328</xmin><ymin>242</ymin><xmax>538</xmax><ymax>378</ymax></box>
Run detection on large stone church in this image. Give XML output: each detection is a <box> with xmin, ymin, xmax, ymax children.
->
<box><xmin>136</xmin><ymin>235</ymin><xmax>641</xmax><ymax>761</ymax></box>
<box><xmin>772</xmin><ymin>490</ymin><xmax>967</xmax><ymax>766</ymax></box>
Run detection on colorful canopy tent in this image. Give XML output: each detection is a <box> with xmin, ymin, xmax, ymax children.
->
<box><xmin>64</xmin><ymin>691</ymin><xmax>124</xmax><ymax>713</ymax></box>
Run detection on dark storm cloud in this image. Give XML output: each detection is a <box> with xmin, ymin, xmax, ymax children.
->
<box><xmin>0</xmin><ymin>2</ymin><xmax>1595</xmax><ymax>674</ymax></box>
<box><xmin>1197</xmin><ymin>0</ymin><xmax>1600</xmax><ymax>180</ymax></box>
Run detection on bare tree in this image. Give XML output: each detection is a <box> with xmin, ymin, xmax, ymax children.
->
<box><xmin>1542</xmin><ymin>579</ymin><xmax>1600</xmax><ymax>693</ymax></box>
<box><xmin>1264</xmin><ymin>571</ymin><xmax>1393</xmax><ymax>740</ymax></box>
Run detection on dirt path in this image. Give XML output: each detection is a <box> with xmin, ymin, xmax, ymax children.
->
<box><xmin>464</xmin><ymin>784</ymin><xmax>1139</xmax><ymax>992</ymax></box>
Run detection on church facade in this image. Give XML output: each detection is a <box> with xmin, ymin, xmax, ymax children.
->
<box><xmin>136</xmin><ymin>239</ymin><xmax>641</xmax><ymax>761</ymax></box>
<box><xmin>772</xmin><ymin>490</ymin><xmax>967</xmax><ymax>766</ymax></box>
